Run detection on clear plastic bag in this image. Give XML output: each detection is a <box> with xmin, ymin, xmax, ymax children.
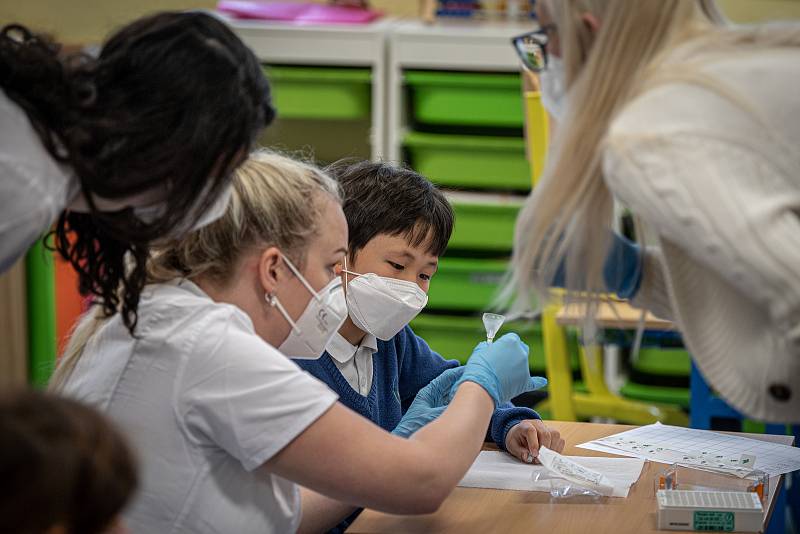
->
<box><xmin>531</xmin><ymin>470</ymin><xmax>606</xmax><ymax>501</ymax></box>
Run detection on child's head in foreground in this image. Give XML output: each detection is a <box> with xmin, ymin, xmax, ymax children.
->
<box><xmin>0</xmin><ymin>390</ymin><xmax>138</xmax><ymax>534</ymax></box>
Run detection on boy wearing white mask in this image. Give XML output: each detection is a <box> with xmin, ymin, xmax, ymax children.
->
<box><xmin>294</xmin><ymin>160</ymin><xmax>563</xmax><ymax>532</ymax></box>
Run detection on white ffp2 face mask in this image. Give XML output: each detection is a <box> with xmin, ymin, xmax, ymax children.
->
<box><xmin>190</xmin><ymin>184</ymin><xmax>233</xmax><ymax>231</ymax></box>
<box><xmin>342</xmin><ymin>260</ymin><xmax>428</xmax><ymax>341</ymax></box>
<box><xmin>539</xmin><ymin>56</ymin><xmax>567</xmax><ymax>121</ymax></box>
<box><xmin>269</xmin><ymin>254</ymin><xmax>348</xmax><ymax>359</ymax></box>
<box><xmin>133</xmin><ymin>183</ymin><xmax>233</xmax><ymax>232</ymax></box>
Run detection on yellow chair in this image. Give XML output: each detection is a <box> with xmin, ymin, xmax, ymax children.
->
<box><xmin>523</xmin><ymin>90</ymin><xmax>687</xmax><ymax>426</ymax></box>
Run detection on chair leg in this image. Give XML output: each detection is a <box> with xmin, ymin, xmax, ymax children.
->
<box><xmin>542</xmin><ymin>305</ymin><xmax>577</xmax><ymax>421</ymax></box>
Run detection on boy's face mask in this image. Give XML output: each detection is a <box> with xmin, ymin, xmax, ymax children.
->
<box><xmin>341</xmin><ymin>256</ymin><xmax>428</xmax><ymax>341</ymax></box>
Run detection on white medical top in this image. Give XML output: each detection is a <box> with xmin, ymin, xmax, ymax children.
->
<box><xmin>61</xmin><ymin>279</ymin><xmax>339</xmax><ymax>534</ymax></box>
<box><xmin>326</xmin><ymin>332</ymin><xmax>378</xmax><ymax>396</ymax></box>
<box><xmin>0</xmin><ymin>90</ymin><xmax>78</xmax><ymax>272</ymax></box>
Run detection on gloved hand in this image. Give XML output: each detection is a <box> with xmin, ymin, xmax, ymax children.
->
<box><xmin>551</xmin><ymin>232</ymin><xmax>642</xmax><ymax>299</ymax></box>
<box><xmin>450</xmin><ymin>333</ymin><xmax>547</xmax><ymax>407</ymax></box>
<box><xmin>391</xmin><ymin>367</ymin><xmax>465</xmax><ymax>438</ymax></box>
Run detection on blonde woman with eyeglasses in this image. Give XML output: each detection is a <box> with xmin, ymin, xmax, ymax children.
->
<box><xmin>508</xmin><ymin>0</ymin><xmax>800</xmax><ymax>423</ymax></box>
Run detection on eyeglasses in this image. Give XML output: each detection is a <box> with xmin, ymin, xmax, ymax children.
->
<box><xmin>511</xmin><ymin>25</ymin><xmax>555</xmax><ymax>72</ymax></box>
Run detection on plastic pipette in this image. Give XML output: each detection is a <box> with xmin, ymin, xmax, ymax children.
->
<box><xmin>482</xmin><ymin>313</ymin><xmax>506</xmax><ymax>344</ymax></box>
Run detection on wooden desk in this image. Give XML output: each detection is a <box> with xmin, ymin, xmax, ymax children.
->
<box><xmin>349</xmin><ymin>421</ymin><xmax>793</xmax><ymax>534</ymax></box>
<box><xmin>556</xmin><ymin>301</ymin><xmax>674</xmax><ymax>331</ymax></box>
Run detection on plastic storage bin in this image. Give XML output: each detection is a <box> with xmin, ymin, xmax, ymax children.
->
<box><xmin>620</xmin><ymin>347</ymin><xmax>691</xmax><ymax>409</ymax></box>
<box><xmin>404</xmin><ymin>132</ymin><xmax>530</xmax><ymax>191</ymax></box>
<box><xmin>447</xmin><ymin>194</ymin><xmax>524</xmax><ymax>252</ymax></box>
<box><xmin>264</xmin><ymin>66</ymin><xmax>371</xmax><ymax>120</ymax></box>
<box><xmin>427</xmin><ymin>257</ymin><xmax>508</xmax><ymax>311</ymax></box>
<box><xmin>410</xmin><ymin>313</ymin><xmax>549</xmax><ymax>371</ymax></box>
<box><xmin>405</xmin><ymin>70</ymin><xmax>523</xmax><ymax>128</ymax></box>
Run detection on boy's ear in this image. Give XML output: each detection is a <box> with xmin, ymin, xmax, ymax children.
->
<box><xmin>258</xmin><ymin>247</ymin><xmax>284</xmax><ymax>295</ymax></box>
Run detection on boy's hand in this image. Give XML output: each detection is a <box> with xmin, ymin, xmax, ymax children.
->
<box><xmin>504</xmin><ymin>419</ymin><xmax>565</xmax><ymax>463</ymax></box>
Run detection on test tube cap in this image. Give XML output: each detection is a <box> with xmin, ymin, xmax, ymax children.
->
<box><xmin>482</xmin><ymin>313</ymin><xmax>506</xmax><ymax>343</ymax></box>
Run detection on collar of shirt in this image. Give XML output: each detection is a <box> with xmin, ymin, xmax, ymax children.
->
<box><xmin>326</xmin><ymin>332</ymin><xmax>378</xmax><ymax>364</ymax></box>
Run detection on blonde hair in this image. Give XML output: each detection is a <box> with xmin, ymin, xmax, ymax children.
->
<box><xmin>507</xmin><ymin>0</ymin><xmax>800</xmax><ymax>311</ymax></box>
<box><xmin>50</xmin><ymin>151</ymin><xmax>340</xmax><ymax>390</ymax></box>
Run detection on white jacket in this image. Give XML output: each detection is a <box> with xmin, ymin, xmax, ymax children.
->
<box><xmin>603</xmin><ymin>39</ymin><xmax>800</xmax><ymax>423</ymax></box>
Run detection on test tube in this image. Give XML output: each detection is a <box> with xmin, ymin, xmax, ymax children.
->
<box><xmin>482</xmin><ymin>313</ymin><xmax>506</xmax><ymax>344</ymax></box>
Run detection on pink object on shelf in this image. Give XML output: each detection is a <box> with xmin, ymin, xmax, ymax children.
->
<box><xmin>217</xmin><ymin>1</ymin><xmax>383</xmax><ymax>24</ymax></box>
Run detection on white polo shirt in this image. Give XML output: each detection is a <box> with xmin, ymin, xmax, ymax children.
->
<box><xmin>61</xmin><ymin>279</ymin><xmax>339</xmax><ymax>534</ymax></box>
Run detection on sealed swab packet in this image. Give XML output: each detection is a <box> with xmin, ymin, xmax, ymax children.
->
<box><xmin>537</xmin><ymin>446</ymin><xmax>616</xmax><ymax>497</ymax></box>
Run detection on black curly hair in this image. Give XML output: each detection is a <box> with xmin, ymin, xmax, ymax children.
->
<box><xmin>0</xmin><ymin>12</ymin><xmax>275</xmax><ymax>333</ymax></box>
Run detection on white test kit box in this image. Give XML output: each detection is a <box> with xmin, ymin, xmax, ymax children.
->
<box><xmin>656</xmin><ymin>490</ymin><xmax>763</xmax><ymax>532</ymax></box>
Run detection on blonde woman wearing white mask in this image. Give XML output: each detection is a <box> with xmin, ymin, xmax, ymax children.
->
<box><xmin>50</xmin><ymin>152</ymin><xmax>543</xmax><ymax>534</ymax></box>
<box><xmin>509</xmin><ymin>0</ymin><xmax>800</xmax><ymax>423</ymax></box>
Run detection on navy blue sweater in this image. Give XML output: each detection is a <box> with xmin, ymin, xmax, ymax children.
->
<box><xmin>294</xmin><ymin>325</ymin><xmax>539</xmax><ymax>532</ymax></box>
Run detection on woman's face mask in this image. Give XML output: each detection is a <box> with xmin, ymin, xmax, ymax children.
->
<box><xmin>133</xmin><ymin>183</ymin><xmax>233</xmax><ymax>233</ymax></box>
<box><xmin>267</xmin><ymin>253</ymin><xmax>348</xmax><ymax>359</ymax></box>
<box><xmin>539</xmin><ymin>55</ymin><xmax>567</xmax><ymax>121</ymax></box>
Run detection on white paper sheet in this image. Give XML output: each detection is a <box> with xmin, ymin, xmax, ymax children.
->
<box><xmin>458</xmin><ymin>451</ymin><xmax>645</xmax><ymax>498</ymax></box>
<box><xmin>577</xmin><ymin>423</ymin><xmax>800</xmax><ymax>477</ymax></box>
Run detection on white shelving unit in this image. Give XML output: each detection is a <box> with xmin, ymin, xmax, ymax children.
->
<box><xmin>386</xmin><ymin>19</ymin><xmax>534</xmax><ymax>162</ymax></box>
<box><xmin>221</xmin><ymin>14</ymin><xmax>394</xmax><ymax>160</ymax></box>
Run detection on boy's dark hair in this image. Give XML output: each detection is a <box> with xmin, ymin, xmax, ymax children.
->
<box><xmin>325</xmin><ymin>160</ymin><xmax>454</xmax><ymax>258</ymax></box>
<box><xmin>0</xmin><ymin>390</ymin><xmax>138</xmax><ymax>534</ymax></box>
<box><xmin>0</xmin><ymin>12</ymin><xmax>275</xmax><ymax>334</ymax></box>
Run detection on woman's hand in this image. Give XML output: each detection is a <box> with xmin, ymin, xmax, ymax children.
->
<box><xmin>392</xmin><ymin>367</ymin><xmax>464</xmax><ymax>437</ymax></box>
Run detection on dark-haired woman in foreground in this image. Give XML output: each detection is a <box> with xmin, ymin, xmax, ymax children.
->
<box><xmin>0</xmin><ymin>11</ymin><xmax>274</xmax><ymax>331</ymax></box>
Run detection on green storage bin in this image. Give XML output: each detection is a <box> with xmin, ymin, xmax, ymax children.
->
<box><xmin>620</xmin><ymin>347</ymin><xmax>691</xmax><ymax>409</ymax></box>
<box><xmin>404</xmin><ymin>132</ymin><xmax>530</xmax><ymax>191</ymax></box>
<box><xmin>619</xmin><ymin>382</ymin><xmax>690</xmax><ymax>409</ymax></box>
<box><xmin>410</xmin><ymin>314</ymin><xmax>580</xmax><ymax>374</ymax></box>
<box><xmin>410</xmin><ymin>313</ymin><xmax>547</xmax><ymax>371</ymax></box>
<box><xmin>405</xmin><ymin>70</ymin><xmax>523</xmax><ymax>128</ymax></box>
<box><xmin>633</xmin><ymin>347</ymin><xmax>691</xmax><ymax>376</ymax></box>
<box><xmin>427</xmin><ymin>257</ymin><xmax>508</xmax><ymax>311</ymax></box>
<box><xmin>447</xmin><ymin>196</ymin><xmax>523</xmax><ymax>252</ymax></box>
<box><xmin>265</xmin><ymin>66</ymin><xmax>371</xmax><ymax>120</ymax></box>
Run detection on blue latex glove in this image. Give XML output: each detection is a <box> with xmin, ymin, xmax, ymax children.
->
<box><xmin>450</xmin><ymin>333</ymin><xmax>548</xmax><ymax>407</ymax></box>
<box><xmin>552</xmin><ymin>232</ymin><xmax>643</xmax><ymax>298</ymax></box>
<box><xmin>391</xmin><ymin>367</ymin><xmax>465</xmax><ymax>438</ymax></box>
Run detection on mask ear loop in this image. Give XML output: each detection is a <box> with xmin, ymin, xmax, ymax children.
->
<box><xmin>266</xmin><ymin>292</ymin><xmax>303</xmax><ymax>335</ymax></box>
<box><xmin>280</xmin><ymin>253</ymin><xmax>324</xmax><ymax>303</ymax></box>
<box><xmin>341</xmin><ymin>255</ymin><xmax>363</xmax><ymax>282</ymax></box>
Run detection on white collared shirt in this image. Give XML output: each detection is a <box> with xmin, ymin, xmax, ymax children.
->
<box><xmin>61</xmin><ymin>279</ymin><xmax>339</xmax><ymax>533</ymax></box>
<box><xmin>326</xmin><ymin>332</ymin><xmax>378</xmax><ymax>396</ymax></box>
